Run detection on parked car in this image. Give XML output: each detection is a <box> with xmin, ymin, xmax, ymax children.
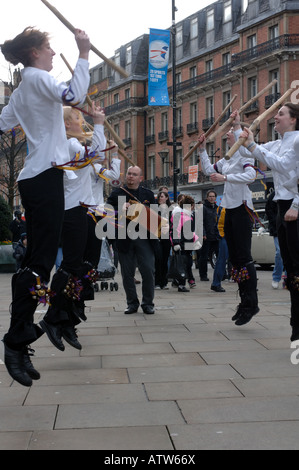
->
<box><xmin>251</xmin><ymin>210</ymin><xmax>276</xmax><ymax>270</ymax></box>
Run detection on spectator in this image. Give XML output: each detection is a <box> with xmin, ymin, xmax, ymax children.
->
<box><xmin>13</xmin><ymin>233</ymin><xmax>27</xmax><ymax>271</ymax></box>
<box><xmin>9</xmin><ymin>210</ymin><xmax>26</xmax><ymax>249</ymax></box>
<box><xmin>197</xmin><ymin>190</ymin><xmax>219</xmax><ymax>281</ymax></box>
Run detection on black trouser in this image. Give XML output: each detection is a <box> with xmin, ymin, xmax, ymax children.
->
<box><xmin>84</xmin><ymin>214</ymin><xmax>102</xmax><ymax>268</ymax></box>
<box><xmin>277</xmin><ymin>200</ymin><xmax>299</xmax><ymax>328</ymax></box>
<box><xmin>155</xmin><ymin>239</ymin><xmax>171</xmax><ymax>287</ymax></box>
<box><xmin>118</xmin><ymin>239</ymin><xmax>155</xmax><ymax>309</ymax></box>
<box><xmin>198</xmin><ymin>239</ymin><xmax>218</xmax><ymax>278</ymax></box>
<box><xmin>4</xmin><ymin>169</ymin><xmax>64</xmax><ymax>348</ymax></box>
<box><xmin>45</xmin><ymin>206</ymin><xmax>90</xmax><ymax>327</ymax></box>
<box><xmin>224</xmin><ymin>204</ymin><xmax>258</xmax><ymax>309</ymax></box>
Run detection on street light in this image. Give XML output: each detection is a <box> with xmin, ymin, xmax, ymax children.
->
<box><xmin>171</xmin><ymin>0</ymin><xmax>178</xmax><ymax>202</ymax></box>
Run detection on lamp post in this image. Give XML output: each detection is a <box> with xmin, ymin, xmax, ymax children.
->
<box><xmin>171</xmin><ymin>0</ymin><xmax>178</xmax><ymax>202</ymax></box>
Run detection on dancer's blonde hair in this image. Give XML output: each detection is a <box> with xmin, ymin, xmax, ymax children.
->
<box><xmin>63</xmin><ymin>106</ymin><xmax>93</xmax><ymax>144</ymax></box>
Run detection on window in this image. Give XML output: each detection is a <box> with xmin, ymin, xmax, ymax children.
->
<box><xmin>224</xmin><ymin>1</ymin><xmax>232</xmax><ymax>22</ymax></box>
<box><xmin>126</xmin><ymin>46</ymin><xmax>132</xmax><ymax>65</ymax></box>
<box><xmin>242</xmin><ymin>0</ymin><xmax>249</xmax><ymax>13</ymax></box>
<box><xmin>125</xmin><ymin>88</ymin><xmax>130</xmax><ymax>100</ymax></box>
<box><xmin>207</xmin><ymin>9</ymin><xmax>214</xmax><ymax>31</ymax></box>
<box><xmin>125</xmin><ymin>120</ymin><xmax>131</xmax><ymax>139</ymax></box>
<box><xmin>114</xmin><ymin>93</ymin><xmax>119</xmax><ymax>104</ymax></box>
<box><xmin>248</xmin><ymin>77</ymin><xmax>257</xmax><ymax>99</ymax></box>
<box><xmin>270</xmin><ymin>70</ymin><xmax>280</xmax><ymax>94</ymax></box>
<box><xmin>223</xmin><ymin>91</ymin><xmax>232</xmax><ymax>117</ymax></box>
<box><xmin>176</xmin><ymin>25</ymin><xmax>183</xmax><ymax>46</ymax></box>
<box><xmin>176</xmin><ymin>72</ymin><xmax>182</xmax><ymax>85</ymax></box>
<box><xmin>247</xmin><ymin>34</ymin><xmax>257</xmax><ymax>49</ymax></box>
<box><xmin>206</xmin><ymin>60</ymin><xmax>213</xmax><ymax>73</ymax></box>
<box><xmin>268</xmin><ymin>122</ymin><xmax>279</xmax><ymax>142</ymax></box>
<box><xmin>191</xmin><ymin>18</ymin><xmax>198</xmax><ymax>39</ymax></box>
<box><xmin>190</xmin><ymin>66</ymin><xmax>197</xmax><ymax>79</ymax></box>
<box><xmin>149</xmin><ymin>116</ymin><xmax>155</xmax><ymax>135</ymax></box>
<box><xmin>161</xmin><ymin>112</ymin><xmax>168</xmax><ymax>132</ymax></box>
<box><xmin>206</xmin><ymin>97</ymin><xmax>214</xmax><ymax>119</ymax></box>
<box><xmin>222</xmin><ymin>52</ymin><xmax>231</xmax><ymax>66</ymax></box>
<box><xmin>190</xmin><ymin>102</ymin><xmax>197</xmax><ymax>123</ymax></box>
<box><xmin>269</xmin><ymin>25</ymin><xmax>279</xmax><ymax>40</ymax></box>
<box><xmin>148</xmin><ymin>155</ymin><xmax>156</xmax><ymax>180</ymax></box>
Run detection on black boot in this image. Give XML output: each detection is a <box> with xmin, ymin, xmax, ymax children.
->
<box><xmin>3</xmin><ymin>343</ymin><xmax>32</xmax><ymax>387</ymax></box>
<box><xmin>39</xmin><ymin>319</ymin><xmax>65</xmax><ymax>351</ymax></box>
<box><xmin>22</xmin><ymin>346</ymin><xmax>41</xmax><ymax>380</ymax></box>
<box><xmin>232</xmin><ymin>263</ymin><xmax>259</xmax><ymax>326</ymax></box>
<box><xmin>61</xmin><ymin>326</ymin><xmax>82</xmax><ymax>350</ymax></box>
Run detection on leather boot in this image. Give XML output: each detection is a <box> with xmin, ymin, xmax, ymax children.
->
<box><xmin>61</xmin><ymin>326</ymin><xmax>82</xmax><ymax>350</ymax></box>
<box><xmin>22</xmin><ymin>346</ymin><xmax>41</xmax><ymax>380</ymax></box>
<box><xmin>3</xmin><ymin>343</ymin><xmax>32</xmax><ymax>387</ymax></box>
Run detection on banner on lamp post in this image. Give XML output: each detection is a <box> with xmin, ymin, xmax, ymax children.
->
<box><xmin>188</xmin><ymin>165</ymin><xmax>199</xmax><ymax>184</ymax></box>
<box><xmin>148</xmin><ymin>28</ymin><xmax>170</xmax><ymax>106</ymax></box>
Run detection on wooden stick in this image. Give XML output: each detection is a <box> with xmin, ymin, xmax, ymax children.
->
<box><xmin>207</xmin><ymin>79</ymin><xmax>278</xmax><ymax>143</ymax></box>
<box><xmin>60</xmin><ymin>54</ymin><xmax>135</xmax><ymax>166</ymax></box>
<box><xmin>41</xmin><ymin>0</ymin><xmax>129</xmax><ymax>78</ymax></box>
<box><xmin>183</xmin><ymin>94</ymin><xmax>237</xmax><ymax>162</ymax></box>
<box><xmin>225</xmin><ymin>87</ymin><xmax>294</xmax><ymax>160</ymax></box>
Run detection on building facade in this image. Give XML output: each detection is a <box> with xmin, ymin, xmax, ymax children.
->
<box><xmin>88</xmin><ymin>0</ymin><xmax>299</xmax><ymax>205</ymax></box>
<box><xmin>1</xmin><ymin>0</ymin><xmax>299</xmax><ymax>209</ymax></box>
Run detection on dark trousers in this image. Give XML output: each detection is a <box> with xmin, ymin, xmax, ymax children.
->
<box><xmin>19</xmin><ymin>168</ymin><xmax>64</xmax><ymax>282</ymax></box>
<box><xmin>118</xmin><ymin>239</ymin><xmax>155</xmax><ymax>308</ymax></box>
<box><xmin>4</xmin><ymin>169</ymin><xmax>64</xmax><ymax>348</ymax></box>
<box><xmin>198</xmin><ymin>239</ymin><xmax>218</xmax><ymax>278</ymax></box>
<box><xmin>224</xmin><ymin>204</ymin><xmax>258</xmax><ymax>308</ymax></box>
<box><xmin>84</xmin><ymin>214</ymin><xmax>103</xmax><ymax>268</ymax></box>
<box><xmin>277</xmin><ymin>200</ymin><xmax>299</xmax><ymax>328</ymax></box>
<box><xmin>224</xmin><ymin>205</ymin><xmax>253</xmax><ymax>267</ymax></box>
<box><xmin>155</xmin><ymin>239</ymin><xmax>171</xmax><ymax>287</ymax></box>
<box><xmin>45</xmin><ymin>205</ymin><xmax>89</xmax><ymax>326</ymax></box>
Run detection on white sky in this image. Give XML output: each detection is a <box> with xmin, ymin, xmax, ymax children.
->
<box><xmin>0</xmin><ymin>0</ymin><xmax>216</xmax><ymax>82</ymax></box>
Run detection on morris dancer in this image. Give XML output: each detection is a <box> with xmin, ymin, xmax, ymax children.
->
<box><xmin>0</xmin><ymin>27</ymin><xmax>90</xmax><ymax>386</ymax></box>
<box><xmin>239</xmin><ymin>103</ymin><xmax>299</xmax><ymax>341</ymax></box>
<box><xmin>198</xmin><ymin>111</ymin><xmax>259</xmax><ymax>326</ymax></box>
<box><xmin>41</xmin><ymin>103</ymin><xmax>108</xmax><ymax>351</ymax></box>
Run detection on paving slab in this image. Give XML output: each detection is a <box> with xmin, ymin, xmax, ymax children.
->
<box><xmin>0</xmin><ymin>268</ymin><xmax>299</xmax><ymax>450</ymax></box>
<box><xmin>28</xmin><ymin>426</ymin><xmax>174</xmax><ymax>450</ymax></box>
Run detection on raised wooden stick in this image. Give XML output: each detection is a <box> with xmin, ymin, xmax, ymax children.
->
<box><xmin>41</xmin><ymin>0</ymin><xmax>129</xmax><ymax>78</ymax></box>
<box><xmin>183</xmin><ymin>94</ymin><xmax>237</xmax><ymax>162</ymax></box>
<box><xmin>60</xmin><ymin>54</ymin><xmax>135</xmax><ymax>166</ymax></box>
<box><xmin>225</xmin><ymin>87</ymin><xmax>294</xmax><ymax>160</ymax></box>
<box><xmin>207</xmin><ymin>79</ymin><xmax>278</xmax><ymax>143</ymax></box>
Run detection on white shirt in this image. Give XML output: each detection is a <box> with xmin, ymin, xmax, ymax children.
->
<box><xmin>64</xmin><ymin>124</ymin><xmax>107</xmax><ymax>210</ymax></box>
<box><xmin>199</xmin><ymin>149</ymin><xmax>256</xmax><ymax>209</ymax></box>
<box><xmin>0</xmin><ymin>58</ymin><xmax>90</xmax><ymax>181</ymax></box>
<box><xmin>238</xmin><ymin>129</ymin><xmax>299</xmax><ymax>208</ymax></box>
<box><xmin>90</xmin><ymin>158</ymin><xmax>121</xmax><ymax>209</ymax></box>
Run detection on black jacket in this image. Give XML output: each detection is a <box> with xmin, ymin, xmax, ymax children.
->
<box><xmin>203</xmin><ymin>199</ymin><xmax>218</xmax><ymax>240</ymax></box>
<box><xmin>106</xmin><ymin>185</ymin><xmax>157</xmax><ymax>252</ymax></box>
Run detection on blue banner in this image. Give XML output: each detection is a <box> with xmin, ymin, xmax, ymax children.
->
<box><xmin>148</xmin><ymin>28</ymin><xmax>170</xmax><ymax>106</ymax></box>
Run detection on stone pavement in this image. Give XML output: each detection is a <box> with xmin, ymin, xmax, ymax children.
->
<box><xmin>0</xmin><ymin>267</ymin><xmax>298</xmax><ymax>451</ymax></box>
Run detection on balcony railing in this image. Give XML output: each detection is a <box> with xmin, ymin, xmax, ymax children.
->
<box><xmin>202</xmin><ymin>117</ymin><xmax>214</xmax><ymax>130</ymax></box>
<box><xmin>145</xmin><ymin>134</ymin><xmax>155</xmax><ymax>145</ymax></box>
<box><xmin>123</xmin><ymin>137</ymin><xmax>132</xmax><ymax>147</ymax></box>
<box><xmin>232</xmin><ymin>34</ymin><xmax>299</xmax><ymax>68</ymax></box>
<box><xmin>265</xmin><ymin>92</ymin><xmax>281</xmax><ymax>108</ymax></box>
<box><xmin>187</xmin><ymin>122</ymin><xmax>199</xmax><ymax>134</ymax></box>
<box><xmin>142</xmin><ymin>171</ymin><xmax>210</xmax><ymax>191</ymax></box>
<box><xmin>158</xmin><ymin>131</ymin><xmax>169</xmax><ymax>142</ymax></box>
<box><xmin>105</xmin><ymin>97</ymin><xmax>148</xmax><ymax>116</ymax></box>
